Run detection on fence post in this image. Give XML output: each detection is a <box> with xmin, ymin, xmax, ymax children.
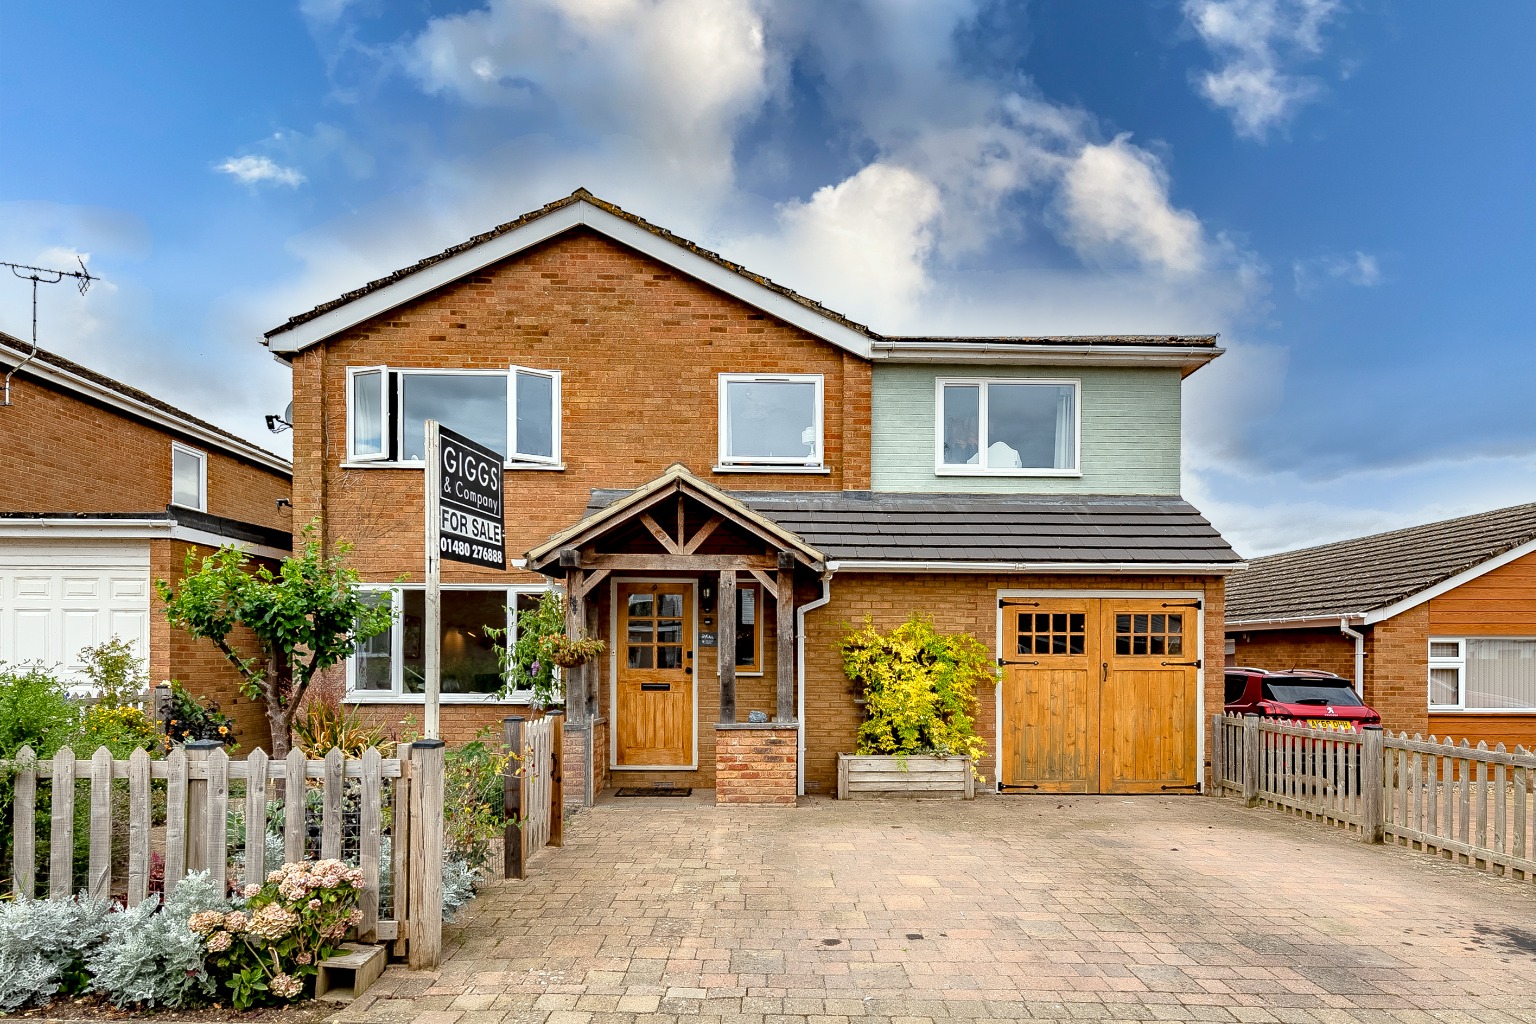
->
<box><xmin>503</xmin><ymin>717</ymin><xmax>527</xmax><ymax>881</ymax></box>
<box><xmin>185</xmin><ymin>740</ymin><xmax>223</xmax><ymax>876</ymax></box>
<box><xmin>407</xmin><ymin>739</ymin><xmax>445</xmax><ymax>970</ymax></box>
<box><xmin>1242</xmin><ymin>714</ymin><xmax>1261</xmax><ymax>806</ymax></box>
<box><xmin>1360</xmin><ymin>725</ymin><xmax>1385</xmax><ymax>844</ymax></box>
<box><xmin>1208</xmin><ymin>714</ymin><xmax>1223</xmax><ymax>796</ymax></box>
<box><xmin>548</xmin><ymin>711</ymin><xmax>564</xmax><ymax>849</ymax></box>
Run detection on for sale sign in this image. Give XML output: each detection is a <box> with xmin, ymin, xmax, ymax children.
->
<box><xmin>437</xmin><ymin>425</ymin><xmax>504</xmax><ymax>569</ymax></box>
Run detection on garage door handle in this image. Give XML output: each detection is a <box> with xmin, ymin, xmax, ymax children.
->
<box><xmin>997</xmin><ymin>658</ymin><xmax>1039</xmax><ymax>666</ymax></box>
<box><xmin>1160</xmin><ymin>660</ymin><xmax>1202</xmax><ymax>668</ymax></box>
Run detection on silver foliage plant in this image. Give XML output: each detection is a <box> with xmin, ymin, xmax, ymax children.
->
<box><xmin>0</xmin><ymin>893</ymin><xmax>114</xmax><ymax>1012</ymax></box>
<box><xmin>87</xmin><ymin>871</ymin><xmax>229</xmax><ymax>1009</ymax></box>
<box><xmin>442</xmin><ymin>857</ymin><xmax>482</xmax><ymax>923</ymax></box>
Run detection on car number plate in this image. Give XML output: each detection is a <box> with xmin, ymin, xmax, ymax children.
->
<box><xmin>1306</xmin><ymin>719</ymin><xmax>1354</xmax><ymax>731</ymax></box>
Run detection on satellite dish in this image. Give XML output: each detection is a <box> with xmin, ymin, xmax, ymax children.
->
<box><xmin>284</xmin><ymin>401</ymin><xmax>294</xmax><ymax>423</ymax></box>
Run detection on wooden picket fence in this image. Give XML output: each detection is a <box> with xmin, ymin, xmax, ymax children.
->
<box><xmin>502</xmin><ymin>713</ymin><xmax>564</xmax><ymax>880</ymax></box>
<box><xmin>2</xmin><ymin>740</ymin><xmax>448</xmax><ymax>968</ymax></box>
<box><xmin>1211</xmin><ymin>713</ymin><xmax>1536</xmax><ymax>883</ymax></box>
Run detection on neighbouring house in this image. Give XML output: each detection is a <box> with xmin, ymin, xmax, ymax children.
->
<box><xmin>1226</xmin><ymin>502</ymin><xmax>1536</xmax><ymax>751</ymax></box>
<box><xmin>0</xmin><ymin>332</ymin><xmax>292</xmax><ymax>747</ymax></box>
<box><xmin>263</xmin><ymin>189</ymin><xmax>1241</xmax><ymax>803</ymax></box>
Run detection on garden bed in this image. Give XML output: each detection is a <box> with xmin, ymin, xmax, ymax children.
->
<box><xmin>7</xmin><ymin>993</ymin><xmax>334</xmax><ymax>1022</ymax></box>
<box><xmin>836</xmin><ymin>753</ymin><xmax>975</xmax><ymax>799</ymax></box>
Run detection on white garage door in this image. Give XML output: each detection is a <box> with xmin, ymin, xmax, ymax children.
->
<box><xmin>0</xmin><ymin>542</ymin><xmax>151</xmax><ymax>680</ymax></box>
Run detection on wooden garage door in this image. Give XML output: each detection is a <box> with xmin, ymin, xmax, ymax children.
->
<box><xmin>1000</xmin><ymin>598</ymin><xmax>1200</xmax><ymax>795</ymax></box>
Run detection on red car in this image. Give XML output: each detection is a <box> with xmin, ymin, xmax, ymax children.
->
<box><xmin>1223</xmin><ymin>667</ymin><xmax>1381</xmax><ymax>731</ymax></box>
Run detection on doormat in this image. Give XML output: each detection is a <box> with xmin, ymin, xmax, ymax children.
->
<box><xmin>615</xmin><ymin>787</ymin><xmax>693</xmax><ymax>797</ymax></box>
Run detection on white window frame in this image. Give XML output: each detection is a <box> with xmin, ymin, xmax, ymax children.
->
<box><xmin>1427</xmin><ymin>637</ymin><xmax>1465</xmax><ymax>709</ymax></box>
<box><xmin>341</xmin><ymin>364</ymin><xmax>564</xmax><ymax>470</ymax></box>
<box><xmin>1429</xmin><ymin>636</ymin><xmax>1536</xmax><ymax>714</ymax></box>
<box><xmin>345</xmin><ymin>583</ymin><xmax>558</xmax><ymax>703</ymax></box>
<box><xmin>170</xmin><ymin>442</ymin><xmax>207</xmax><ymax>511</ymax></box>
<box><xmin>716</xmin><ymin>373</ymin><xmax>825</xmax><ymax>469</ymax></box>
<box><xmin>509</xmin><ymin>365</ymin><xmax>562</xmax><ymax>465</ymax></box>
<box><xmin>933</xmin><ymin>377</ymin><xmax>1082</xmax><ymax>477</ymax></box>
<box><xmin>346</xmin><ymin>365</ymin><xmax>389</xmax><ymax>463</ymax></box>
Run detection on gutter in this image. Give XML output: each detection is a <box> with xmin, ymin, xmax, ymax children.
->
<box><xmin>1226</xmin><ymin>613</ymin><xmax>1367</xmax><ymax>632</ymax></box>
<box><xmin>827</xmin><ymin>559</ymin><xmax>1247</xmax><ymax>575</ymax></box>
<box><xmin>795</xmin><ymin>571</ymin><xmax>834</xmax><ymax>798</ymax></box>
<box><xmin>1340</xmin><ymin>618</ymin><xmax>1366</xmax><ymax>697</ymax></box>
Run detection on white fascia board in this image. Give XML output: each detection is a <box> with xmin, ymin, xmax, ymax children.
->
<box><xmin>1360</xmin><ymin>535</ymin><xmax>1536</xmax><ymax>625</ymax></box>
<box><xmin>1225</xmin><ymin>614</ymin><xmax>1367</xmax><ymax>632</ymax></box>
<box><xmin>826</xmin><ymin>559</ymin><xmax>1245</xmax><ymax>574</ymax></box>
<box><xmin>0</xmin><ymin>340</ymin><xmax>292</xmax><ymax>475</ymax></box>
<box><xmin>265</xmin><ymin>201</ymin><xmax>876</xmax><ymax>360</ymax></box>
<box><xmin>0</xmin><ymin>518</ymin><xmax>289</xmax><ymax>560</ymax></box>
<box><xmin>871</xmin><ymin>342</ymin><xmax>1223</xmax><ymax>371</ymax></box>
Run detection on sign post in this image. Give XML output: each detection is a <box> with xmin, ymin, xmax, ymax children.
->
<box><xmin>423</xmin><ymin>420</ymin><xmax>506</xmax><ymax>739</ymax></box>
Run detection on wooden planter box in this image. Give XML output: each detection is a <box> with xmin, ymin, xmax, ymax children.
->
<box><xmin>837</xmin><ymin>753</ymin><xmax>975</xmax><ymax>800</ymax></box>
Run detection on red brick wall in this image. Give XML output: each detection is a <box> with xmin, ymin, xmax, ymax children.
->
<box><xmin>801</xmin><ymin>572</ymin><xmax>1227</xmax><ymax>796</ymax></box>
<box><xmin>1229</xmin><ymin>628</ymin><xmax>1357</xmax><ymax>679</ymax></box>
<box><xmin>1364</xmin><ymin>605</ymin><xmax>1430</xmax><ymax>738</ymax></box>
<box><xmin>715</xmin><ymin>726</ymin><xmax>797</xmax><ymax>806</ymax></box>
<box><xmin>293</xmin><ymin>228</ymin><xmax>869</xmax><ymax>587</ymax></box>
<box><xmin>0</xmin><ymin>369</ymin><xmax>290</xmax><ymax>530</ymax></box>
<box><xmin>150</xmin><ymin>539</ymin><xmax>275</xmax><ymax>752</ymax></box>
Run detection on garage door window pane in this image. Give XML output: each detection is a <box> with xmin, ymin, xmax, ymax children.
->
<box><xmin>171</xmin><ymin>446</ymin><xmax>205</xmax><ymax>510</ymax></box>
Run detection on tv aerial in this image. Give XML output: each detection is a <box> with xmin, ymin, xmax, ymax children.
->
<box><xmin>1</xmin><ymin>256</ymin><xmax>99</xmax><ymax>407</ymax></box>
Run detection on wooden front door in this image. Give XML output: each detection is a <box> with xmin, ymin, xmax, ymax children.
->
<box><xmin>615</xmin><ymin>582</ymin><xmax>695</xmax><ymax>768</ymax></box>
<box><xmin>1000</xmin><ymin>598</ymin><xmax>1199</xmax><ymax>795</ymax></box>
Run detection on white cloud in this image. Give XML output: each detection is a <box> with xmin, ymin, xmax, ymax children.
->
<box><xmin>1293</xmin><ymin>249</ymin><xmax>1380</xmax><ymax>293</ymax></box>
<box><xmin>1058</xmin><ymin>135</ymin><xmax>1206</xmax><ymax>276</ymax></box>
<box><xmin>216</xmin><ymin>155</ymin><xmax>307</xmax><ymax>188</ymax></box>
<box><xmin>1184</xmin><ymin>0</ymin><xmax>1341</xmax><ymax>139</ymax></box>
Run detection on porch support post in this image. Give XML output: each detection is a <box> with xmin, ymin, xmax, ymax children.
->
<box><xmin>565</xmin><ymin>569</ymin><xmax>589</xmax><ymax>726</ymax></box>
<box><xmin>718</xmin><ymin>570</ymin><xmax>737</xmax><ymax>724</ymax></box>
<box><xmin>775</xmin><ymin>567</ymin><xmax>795</xmax><ymax>723</ymax></box>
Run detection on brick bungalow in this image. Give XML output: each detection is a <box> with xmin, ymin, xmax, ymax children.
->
<box><xmin>263</xmin><ymin>189</ymin><xmax>1242</xmax><ymax>804</ymax></box>
<box><xmin>0</xmin><ymin>333</ymin><xmax>292</xmax><ymax>748</ymax></box>
<box><xmin>1226</xmin><ymin>502</ymin><xmax>1536</xmax><ymax>750</ymax></box>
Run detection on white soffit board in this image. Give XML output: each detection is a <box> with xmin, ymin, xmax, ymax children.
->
<box><xmin>266</xmin><ymin>202</ymin><xmax>876</xmax><ymax>359</ymax></box>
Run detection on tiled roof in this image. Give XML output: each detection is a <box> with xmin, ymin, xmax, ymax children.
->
<box><xmin>1225</xmin><ymin>502</ymin><xmax>1536</xmax><ymax>623</ymax></box>
<box><xmin>264</xmin><ymin>189</ymin><xmax>1218</xmax><ymax>354</ymax></box>
<box><xmin>588</xmin><ymin>489</ymin><xmax>1240</xmax><ymax>567</ymax></box>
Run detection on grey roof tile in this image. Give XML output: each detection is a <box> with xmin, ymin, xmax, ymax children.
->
<box><xmin>1225</xmin><ymin>502</ymin><xmax>1536</xmax><ymax>622</ymax></box>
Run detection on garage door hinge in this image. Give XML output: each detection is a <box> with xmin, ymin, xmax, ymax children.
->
<box><xmin>997</xmin><ymin>658</ymin><xmax>1040</xmax><ymax>667</ymax></box>
<box><xmin>999</xmin><ymin>600</ymin><xmax>1040</xmax><ymax>608</ymax></box>
<box><xmin>1162</xmin><ymin>600</ymin><xmax>1202</xmax><ymax>609</ymax></box>
<box><xmin>1160</xmin><ymin>659</ymin><xmax>1202</xmax><ymax>668</ymax></box>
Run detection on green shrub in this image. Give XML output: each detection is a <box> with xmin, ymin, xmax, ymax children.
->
<box><xmin>0</xmin><ymin>662</ymin><xmax>80</xmax><ymax>760</ymax></box>
<box><xmin>76</xmin><ymin>637</ymin><xmax>146</xmax><ymax>709</ymax></box>
<box><xmin>78</xmin><ymin>705</ymin><xmax>160</xmax><ymax>759</ymax></box>
<box><xmin>160</xmin><ymin>680</ymin><xmax>238</xmax><ymax>752</ymax></box>
<box><xmin>88</xmin><ymin>871</ymin><xmax>227</xmax><ymax>1009</ymax></box>
<box><xmin>0</xmin><ymin>893</ymin><xmax>114</xmax><ymax>1012</ymax></box>
<box><xmin>487</xmin><ymin>591</ymin><xmax>564</xmax><ymax>707</ymax></box>
<box><xmin>443</xmin><ymin>728</ymin><xmax>518</xmax><ymax>872</ymax></box>
<box><xmin>840</xmin><ymin>615</ymin><xmax>992</xmax><ymax>763</ymax></box>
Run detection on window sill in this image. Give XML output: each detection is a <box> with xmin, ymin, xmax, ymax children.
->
<box><xmin>712</xmin><ymin>464</ymin><xmax>831</xmax><ymax>475</ymax></box>
<box><xmin>169</xmin><ymin>499</ymin><xmax>208</xmax><ymax>513</ymax></box>
<box><xmin>344</xmin><ymin>693</ymin><xmax>538</xmax><ymax>705</ymax></box>
<box><xmin>340</xmin><ymin>461</ymin><xmax>565</xmax><ymax>472</ymax></box>
<box><xmin>934</xmin><ymin>467</ymin><xmax>1081</xmax><ymax>478</ymax></box>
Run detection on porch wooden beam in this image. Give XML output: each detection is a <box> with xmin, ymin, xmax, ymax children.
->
<box><xmin>579</xmin><ymin>554</ymin><xmax>776</xmax><ymax>571</ymax></box>
<box><xmin>682</xmin><ymin>515</ymin><xmax>723</xmax><ymax>555</ymax></box>
<box><xmin>639</xmin><ymin>514</ymin><xmax>681</xmax><ymax>554</ymax></box>
<box><xmin>676</xmin><ymin>496</ymin><xmax>686</xmax><ymax>553</ymax></box>
<box><xmin>564</xmin><ymin>570</ymin><xmax>589</xmax><ymax>726</ymax></box>
<box><xmin>573</xmin><ymin>568</ymin><xmax>610</xmax><ymax>602</ymax></box>
<box><xmin>718</xmin><ymin>570</ymin><xmax>737</xmax><ymax>725</ymax></box>
<box><xmin>747</xmin><ymin>568</ymin><xmax>775</xmax><ymax>593</ymax></box>
<box><xmin>775</xmin><ymin>568</ymin><xmax>795</xmax><ymax>723</ymax></box>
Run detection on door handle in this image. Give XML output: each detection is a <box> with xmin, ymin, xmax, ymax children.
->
<box><xmin>1101</xmin><ymin>662</ymin><xmax>1108</xmax><ymax>682</ymax></box>
<box><xmin>684</xmin><ymin>667</ymin><xmax>692</xmax><ymax>675</ymax></box>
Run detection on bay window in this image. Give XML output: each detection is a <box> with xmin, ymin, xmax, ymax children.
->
<box><xmin>718</xmin><ymin>374</ymin><xmax>823</xmax><ymax>468</ymax></box>
<box><xmin>937</xmin><ymin>378</ymin><xmax>1079</xmax><ymax>475</ymax></box>
<box><xmin>349</xmin><ymin>585</ymin><xmax>554</xmax><ymax>700</ymax></box>
<box><xmin>345</xmin><ymin>365</ymin><xmax>562</xmax><ymax>466</ymax></box>
<box><xmin>1428</xmin><ymin>637</ymin><xmax>1536</xmax><ymax>711</ymax></box>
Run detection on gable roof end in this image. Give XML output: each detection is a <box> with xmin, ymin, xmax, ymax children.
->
<box><xmin>1225</xmin><ymin>501</ymin><xmax>1536</xmax><ymax>626</ymax></box>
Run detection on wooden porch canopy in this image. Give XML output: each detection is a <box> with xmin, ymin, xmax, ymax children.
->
<box><xmin>524</xmin><ymin>464</ymin><xmax>826</xmax><ymax>728</ymax></box>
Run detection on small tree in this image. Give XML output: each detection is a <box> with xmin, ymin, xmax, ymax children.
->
<box><xmin>154</xmin><ymin>525</ymin><xmax>393</xmax><ymax>757</ymax></box>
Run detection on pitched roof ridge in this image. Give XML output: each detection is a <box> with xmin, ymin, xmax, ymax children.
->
<box><xmin>1249</xmin><ymin>500</ymin><xmax>1536</xmax><ymax>567</ymax></box>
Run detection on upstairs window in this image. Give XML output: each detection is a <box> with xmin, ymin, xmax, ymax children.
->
<box><xmin>345</xmin><ymin>365</ymin><xmax>561</xmax><ymax>466</ymax></box>
<box><xmin>170</xmin><ymin>443</ymin><xmax>206</xmax><ymax>511</ymax></box>
<box><xmin>718</xmin><ymin>373</ymin><xmax>823</xmax><ymax>468</ymax></box>
<box><xmin>937</xmin><ymin>378</ymin><xmax>1079</xmax><ymax>475</ymax></box>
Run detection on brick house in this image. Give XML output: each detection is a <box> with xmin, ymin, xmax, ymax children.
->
<box><xmin>1227</xmin><ymin>503</ymin><xmax>1536</xmax><ymax>751</ymax></box>
<box><xmin>264</xmin><ymin>189</ymin><xmax>1241</xmax><ymax>803</ymax></box>
<box><xmin>0</xmin><ymin>333</ymin><xmax>292</xmax><ymax>747</ymax></box>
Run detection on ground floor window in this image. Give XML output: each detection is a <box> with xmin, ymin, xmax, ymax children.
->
<box><xmin>348</xmin><ymin>585</ymin><xmax>554</xmax><ymax>700</ymax></box>
<box><xmin>1429</xmin><ymin>637</ymin><xmax>1536</xmax><ymax>711</ymax></box>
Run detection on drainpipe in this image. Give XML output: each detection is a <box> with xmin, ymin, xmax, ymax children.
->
<box><xmin>795</xmin><ymin>572</ymin><xmax>834</xmax><ymax>797</ymax></box>
<box><xmin>1340</xmin><ymin>618</ymin><xmax>1365</xmax><ymax>698</ymax></box>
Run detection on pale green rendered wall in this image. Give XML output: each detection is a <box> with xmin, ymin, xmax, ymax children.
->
<box><xmin>870</xmin><ymin>364</ymin><xmax>1182</xmax><ymax>494</ymax></box>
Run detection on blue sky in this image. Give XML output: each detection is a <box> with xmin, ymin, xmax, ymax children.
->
<box><xmin>2</xmin><ymin>1</ymin><xmax>1532</xmax><ymax>555</ymax></box>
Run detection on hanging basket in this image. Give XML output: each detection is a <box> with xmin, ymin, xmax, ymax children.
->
<box><xmin>539</xmin><ymin>634</ymin><xmax>606</xmax><ymax>669</ymax></box>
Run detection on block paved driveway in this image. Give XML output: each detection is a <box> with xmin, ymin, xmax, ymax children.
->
<box><xmin>336</xmin><ymin>795</ymin><xmax>1536</xmax><ymax>1024</ymax></box>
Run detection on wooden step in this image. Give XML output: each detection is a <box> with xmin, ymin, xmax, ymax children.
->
<box><xmin>315</xmin><ymin>942</ymin><xmax>387</xmax><ymax>1002</ymax></box>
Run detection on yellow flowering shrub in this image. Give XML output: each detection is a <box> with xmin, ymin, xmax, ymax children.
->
<box><xmin>840</xmin><ymin>615</ymin><xmax>992</xmax><ymax>763</ymax></box>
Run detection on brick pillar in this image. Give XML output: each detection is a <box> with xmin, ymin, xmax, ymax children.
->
<box><xmin>562</xmin><ymin>724</ymin><xmax>591</xmax><ymax>810</ymax></box>
<box><xmin>715</xmin><ymin>724</ymin><xmax>798</xmax><ymax>806</ymax></box>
